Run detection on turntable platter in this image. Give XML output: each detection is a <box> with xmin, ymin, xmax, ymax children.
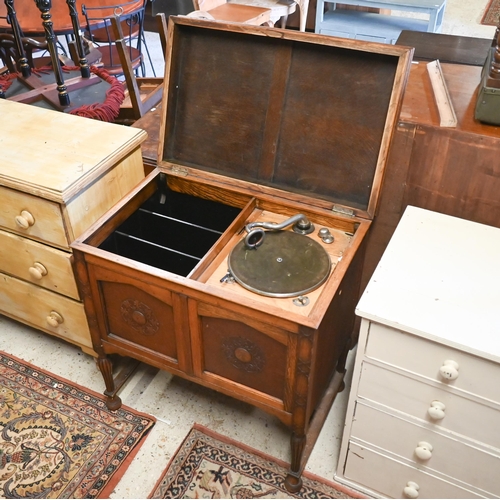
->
<box><xmin>228</xmin><ymin>231</ymin><xmax>331</xmax><ymax>298</ymax></box>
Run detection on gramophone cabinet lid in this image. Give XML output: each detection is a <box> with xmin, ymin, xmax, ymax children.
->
<box><xmin>158</xmin><ymin>18</ymin><xmax>413</xmax><ymax>219</ymax></box>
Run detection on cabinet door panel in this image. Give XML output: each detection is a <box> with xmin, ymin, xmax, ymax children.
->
<box><xmin>100</xmin><ymin>281</ymin><xmax>177</xmax><ymax>359</ymax></box>
<box><xmin>200</xmin><ymin>315</ymin><xmax>287</xmax><ymax>400</ymax></box>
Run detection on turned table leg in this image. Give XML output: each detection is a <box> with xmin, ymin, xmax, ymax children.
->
<box><xmin>97</xmin><ymin>355</ymin><xmax>122</xmax><ymax>410</ymax></box>
<box><xmin>285</xmin><ymin>432</ymin><xmax>306</xmax><ymax>492</ymax></box>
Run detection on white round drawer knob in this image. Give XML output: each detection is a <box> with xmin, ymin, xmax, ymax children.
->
<box><xmin>29</xmin><ymin>262</ymin><xmax>48</xmax><ymax>280</ymax></box>
<box><xmin>15</xmin><ymin>210</ymin><xmax>35</xmax><ymax>229</ymax></box>
<box><xmin>415</xmin><ymin>441</ymin><xmax>433</xmax><ymax>460</ymax></box>
<box><xmin>403</xmin><ymin>481</ymin><xmax>420</xmax><ymax>498</ymax></box>
<box><xmin>439</xmin><ymin>359</ymin><xmax>459</xmax><ymax>380</ymax></box>
<box><xmin>46</xmin><ymin>311</ymin><xmax>64</xmax><ymax>328</ymax></box>
<box><xmin>427</xmin><ymin>400</ymin><xmax>446</xmax><ymax>420</ymax></box>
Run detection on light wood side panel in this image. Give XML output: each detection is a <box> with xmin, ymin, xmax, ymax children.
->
<box><xmin>64</xmin><ymin>148</ymin><xmax>145</xmax><ymax>242</ymax></box>
<box><xmin>0</xmin><ymin>272</ymin><xmax>91</xmax><ymax>349</ymax></box>
<box><xmin>0</xmin><ymin>229</ymin><xmax>79</xmax><ymax>300</ymax></box>
<box><xmin>0</xmin><ymin>185</ymin><xmax>67</xmax><ymax>249</ymax></box>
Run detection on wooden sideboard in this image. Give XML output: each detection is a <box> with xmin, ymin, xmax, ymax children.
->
<box><xmin>0</xmin><ymin>100</ymin><xmax>146</xmax><ymax>355</ymax></box>
<box><xmin>360</xmin><ymin>61</ymin><xmax>500</xmax><ymax>294</ymax></box>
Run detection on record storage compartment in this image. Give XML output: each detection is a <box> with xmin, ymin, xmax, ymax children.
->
<box><xmin>98</xmin><ymin>176</ymin><xmax>242</xmax><ymax>277</ymax></box>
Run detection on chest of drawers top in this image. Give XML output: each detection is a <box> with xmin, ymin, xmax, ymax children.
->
<box><xmin>356</xmin><ymin>205</ymin><xmax>500</xmax><ymax>363</ymax></box>
<box><xmin>0</xmin><ymin>100</ymin><xmax>147</xmax><ymax>249</ymax></box>
<box><xmin>0</xmin><ymin>99</ymin><xmax>146</xmax><ymax>203</ymax></box>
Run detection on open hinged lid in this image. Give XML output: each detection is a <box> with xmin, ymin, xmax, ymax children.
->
<box><xmin>158</xmin><ymin>18</ymin><xmax>413</xmax><ymax>219</ymax></box>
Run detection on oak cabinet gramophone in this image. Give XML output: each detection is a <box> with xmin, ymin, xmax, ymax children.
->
<box><xmin>72</xmin><ymin>17</ymin><xmax>412</xmax><ymax>491</ymax></box>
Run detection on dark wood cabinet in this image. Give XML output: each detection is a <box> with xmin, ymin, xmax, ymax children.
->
<box><xmin>361</xmin><ymin>61</ymin><xmax>500</xmax><ymax>292</ymax></box>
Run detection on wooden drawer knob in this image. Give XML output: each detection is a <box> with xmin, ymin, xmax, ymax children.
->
<box><xmin>29</xmin><ymin>262</ymin><xmax>48</xmax><ymax>280</ymax></box>
<box><xmin>403</xmin><ymin>481</ymin><xmax>420</xmax><ymax>499</ymax></box>
<box><xmin>427</xmin><ymin>400</ymin><xmax>446</xmax><ymax>420</ymax></box>
<box><xmin>46</xmin><ymin>311</ymin><xmax>64</xmax><ymax>328</ymax></box>
<box><xmin>234</xmin><ymin>347</ymin><xmax>252</xmax><ymax>363</ymax></box>
<box><xmin>414</xmin><ymin>441</ymin><xmax>433</xmax><ymax>460</ymax></box>
<box><xmin>131</xmin><ymin>310</ymin><xmax>146</xmax><ymax>325</ymax></box>
<box><xmin>439</xmin><ymin>359</ymin><xmax>459</xmax><ymax>380</ymax></box>
<box><xmin>15</xmin><ymin>210</ymin><xmax>35</xmax><ymax>229</ymax></box>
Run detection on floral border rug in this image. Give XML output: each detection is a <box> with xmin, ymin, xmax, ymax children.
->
<box><xmin>0</xmin><ymin>351</ymin><xmax>155</xmax><ymax>498</ymax></box>
<box><xmin>149</xmin><ymin>424</ymin><xmax>364</xmax><ymax>499</ymax></box>
<box><xmin>481</xmin><ymin>0</ymin><xmax>500</xmax><ymax>25</ymax></box>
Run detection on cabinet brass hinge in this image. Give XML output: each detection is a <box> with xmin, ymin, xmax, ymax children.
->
<box><xmin>169</xmin><ymin>166</ymin><xmax>189</xmax><ymax>176</ymax></box>
<box><xmin>332</xmin><ymin>205</ymin><xmax>354</xmax><ymax>217</ymax></box>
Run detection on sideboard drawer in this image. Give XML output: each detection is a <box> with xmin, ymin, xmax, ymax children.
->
<box><xmin>343</xmin><ymin>443</ymin><xmax>484</xmax><ymax>499</ymax></box>
<box><xmin>358</xmin><ymin>362</ymin><xmax>500</xmax><ymax>449</ymax></box>
<box><xmin>0</xmin><ymin>229</ymin><xmax>79</xmax><ymax>300</ymax></box>
<box><xmin>0</xmin><ymin>186</ymin><xmax>68</xmax><ymax>249</ymax></box>
<box><xmin>351</xmin><ymin>402</ymin><xmax>500</xmax><ymax>496</ymax></box>
<box><xmin>365</xmin><ymin>322</ymin><xmax>500</xmax><ymax>405</ymax></box>
<box><xmin>0</xmin><ymin>272</ymin><xmax>91</xmax><ymax>349</ymax></box>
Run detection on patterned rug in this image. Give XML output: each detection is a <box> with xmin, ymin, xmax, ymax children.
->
<box><xmin>0</xmin><ymin>351</ymin><xmax>155</xmax><ymax>498</ymax></box>
<box><xmin>149</xmin><ymin>424</ymin><xmax>363</xmax><ymax>499</ymax></box>
<box><xmin>481</xmin><ymin>0</ymin><xmax>500</xmax><ymax>25</ymax></box>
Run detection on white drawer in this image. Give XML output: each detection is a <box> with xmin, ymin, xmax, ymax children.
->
<box><xmin>365</xmin><ymin>322</ymin><xmax>500</xmax><ymax>405</ymax></box>
<box><xmin>0</xmin><ymin>185</ymin><xmax>69</xmax><ymax>249</ymax></box>
<box><xmin>0</xmin><ymin>229</ymin><xmax>79</xmax><ymax>300</ymax></box>
<box><xmin>343</xmin><ymin>442</ymin><xmax>484</xmax><ymax>499</ymax></box>
<box><xmin>0</xmin><ymin>272</ymin><xmax>92</xmax><ymax>350</ymax></box>
<box><xmin>351</xmin><ymin>402</ymin><xmax>500</xmax><ymax>496</ymax></box>
<box><xmin>358</xmin><ymin>362</ymin><xmax>500</xmax><ymax>450</ymax></box>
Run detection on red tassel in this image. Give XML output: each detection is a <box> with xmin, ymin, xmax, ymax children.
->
<box><xmin>1</xmin><ymin>65</ymin><xmax>125</xmax><ymax>123</ymax></box>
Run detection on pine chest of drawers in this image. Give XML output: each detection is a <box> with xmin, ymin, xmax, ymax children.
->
<box><xmin>71</xmin><ymin>18</ymin><xmax>412</xmax><ymax>491</ymax></box>
<box><xmin>336</xmin><ymin>206</ymin><xmax>500</xmax><ymax>498</ymax></box>
<box><xmin>0</xmin><ymin>100</ymin><xmax>147</xmax><ymax>354</ymax></box>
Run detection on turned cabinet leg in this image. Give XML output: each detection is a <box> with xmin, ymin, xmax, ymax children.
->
<box><xmin>285</xmin><ymin>432</ymin><xmax>306</xmax><ymax>492</ymax></box>
<box><xmin>97</xmin><ymin>355</ymin><xmax>122</xmax><ymax>410</ymax></box>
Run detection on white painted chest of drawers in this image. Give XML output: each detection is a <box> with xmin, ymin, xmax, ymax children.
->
<box><xmin>0</xmin><ymin>100</ymin><xmax>146</xmax><ymax>354</ymax></box>
<box><xmin>335</xmin><ymin>206</ymin><xmax>500</xmax><ymax>498</ymax></box>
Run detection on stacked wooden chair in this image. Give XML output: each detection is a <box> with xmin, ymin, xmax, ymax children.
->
<box><xmin>0</xmin><ymin>0</ymin><xmax>163</xmax><ymax>123</ymax></box>
<box><xmin>0</xmin><ymin>0</ymin><xmax>104</xmax><ymax>109</ymax></box>
<box><xmin>81</xmin><ymin>0</ymin><xmax>155</xmax><ymax>77</ymax></box>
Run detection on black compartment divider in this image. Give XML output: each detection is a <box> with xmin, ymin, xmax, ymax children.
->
<box><xmin>98</xmin><ymin>181</ymin><xmax>242</xmax><ymax>277</ymax></box>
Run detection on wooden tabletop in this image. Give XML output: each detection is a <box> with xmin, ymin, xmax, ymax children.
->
<box><xmin>0</xmin><ymin>0</ymin><xmax>142</xmax><ymax>36</ymax></box>
<box><xmin>397</xmin><ymin>30</ymin><xmax>492</xmax><ymax>67</ymax></box>
<box><xmin>400</xmin><ymin>61</ymin><xmax>500</xmax><ymax>137</ymax></box>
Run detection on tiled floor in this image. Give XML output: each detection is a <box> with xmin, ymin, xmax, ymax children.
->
<box><xmin>1</xmin><ymin>1</ymin><xmax>497</xmax><ymax>497</ymax></box>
